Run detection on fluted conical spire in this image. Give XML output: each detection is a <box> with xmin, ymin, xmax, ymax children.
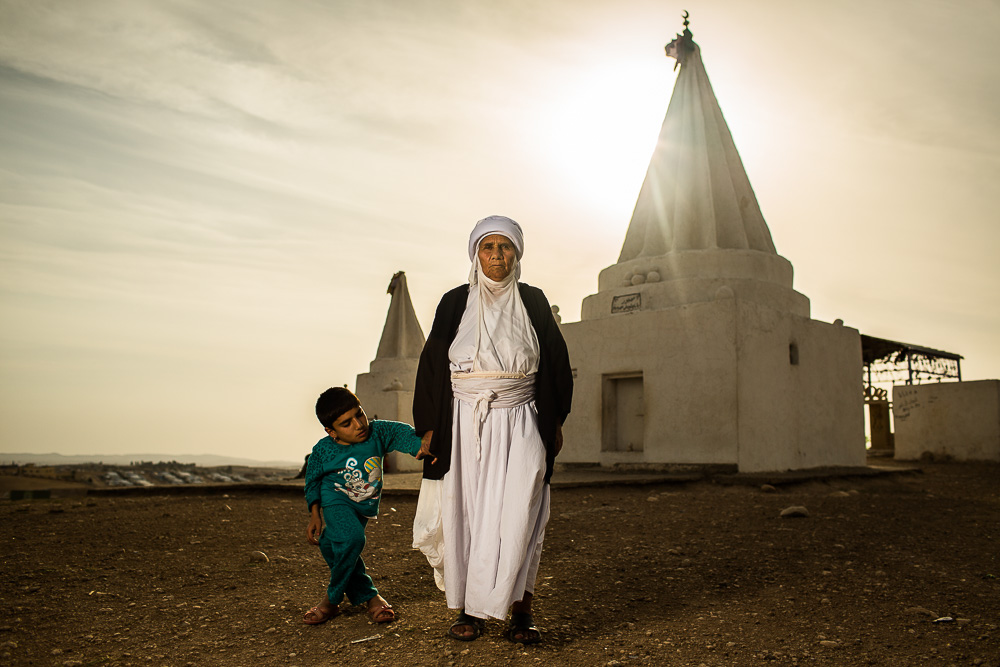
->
<box><xmin>618</xmin><ymin>22</ymin><xmax>776</xmax><ymax>262</ymax></box>
<box><xmin>375</xmin><ymin>271</ymin><xmax>425</xmax><ymax>360</ymax></box>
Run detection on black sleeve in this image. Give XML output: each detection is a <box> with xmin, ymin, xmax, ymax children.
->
<box><xmin>538</xmin><ymin>290</ymin><xmax>573</xmax><ymax>424</ymax></box>
<box><xmin>413</xmin><ymin>292</ymin><xmax>452</xmax><ymax>436</ymax></box>
<box><xmin>519</xmin><ymin>284</ymin><xmax>573</xmax><ymax>483</ymax></box>
<box><xmin>412</xmin><ymin>285</ymin><xmax>466</xmax><ymax>479</ymax></box>
<box><xmin>523</xmin><ymin>286</ymin><xmax>573</xmax><ymax>413</ymax></box>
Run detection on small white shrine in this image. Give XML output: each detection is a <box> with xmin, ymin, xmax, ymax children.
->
<box><xmin>355</xmin><ymin>271</ymin><xmax>425</xmax><ymax>472</ymax></box>
<box><xmin>559</xmin><ymin>21</ymin><xmax>866</xmax><ymax>472</ymax></box>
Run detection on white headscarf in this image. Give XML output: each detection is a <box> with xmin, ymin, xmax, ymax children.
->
<box><xmin>467</xmin><ymin>215</ymin><xmax>524</xmax><ymax>261</ymax></box>
<box><xmin>467</xmin><ymin>215</ymin><xmax>524</xmax><ymax>283</ymax></box>
<box><xmin>449</xmin><ymin>216</ymin><xmax>539</xmax><ymax>375</ymax></box>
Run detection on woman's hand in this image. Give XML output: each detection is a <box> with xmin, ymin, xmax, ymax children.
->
<box><xmin>306</xmin><ymin>506</ymin><xmax>323</xmax><ymax>545</ymax></box>
<box><xmin>416</xmin><ymin>430</ymin><xmax>437</xmax><ymax>464</ymax></box>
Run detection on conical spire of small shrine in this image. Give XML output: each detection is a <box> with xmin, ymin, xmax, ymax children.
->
<box><xmin>618</xmin><ymin>15</ymin><xmax>777</xmax><ymax>262</ymax></box>
<box><xmin>374</xmin><ymin>271</ymin><xmax>425</xmax><ymax>360</ymax></box>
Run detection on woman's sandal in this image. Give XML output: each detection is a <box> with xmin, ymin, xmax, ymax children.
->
<box><xmin>367</xmin><ymin>600</ymin><xmax>396</xmax><ymax>624</ymax></box>
<box><xmin>447</xmin><ymin>610</ymin><xmax>485</xmax><ymax>641</ymax></box>
<box><xmin>505</xmin><ymin>611</ymin><xmax>541</xmax><ymax>645</ymax></box>
<box><xmin>302</xmin><ymin>604</ymin><xmax>340</xmax><ymax>625</ymax></box>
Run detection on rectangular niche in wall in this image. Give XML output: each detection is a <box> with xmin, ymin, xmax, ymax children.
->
<box><xmin>602</xmin><ymin>372</ymin><xmax>645</xmax><ymax>452</ymax></box>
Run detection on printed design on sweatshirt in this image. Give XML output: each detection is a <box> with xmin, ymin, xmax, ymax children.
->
<box><xmin>334</xmin><ymin>456</ymin><xmax>383</xmax><ymax>502</ymax></box>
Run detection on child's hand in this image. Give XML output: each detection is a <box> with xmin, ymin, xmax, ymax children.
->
<box><xmin>416</xmin><ymin>430</ymin><xmax>437</xmax><ymax>464</ymax></box>
<box><xmin>306</xmin><ymin>514</ymin><xmax>323</xmax><ymax>545</ymax></box>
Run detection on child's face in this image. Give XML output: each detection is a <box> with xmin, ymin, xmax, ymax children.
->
<box><xmin>325</xmin><ymin>405</ymin><xmax>370</xmax><ymax>444</ymax></box>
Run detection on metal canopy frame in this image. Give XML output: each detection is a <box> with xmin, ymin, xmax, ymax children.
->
<box><xmin>861</xmin><ymin>334</ymin><xmax>963</xmax><ymax>389</ymax></box>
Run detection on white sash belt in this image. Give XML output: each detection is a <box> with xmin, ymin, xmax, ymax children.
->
<box><xmin>451</xmin><ymin>372</ymin><xmax>536</xmax><ymax>460</ymax></box>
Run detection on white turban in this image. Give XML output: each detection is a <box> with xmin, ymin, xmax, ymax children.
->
<box><xmin>467</xmin><ymin>215</ymin><xmax>524</xmax><ymax>261</ymax></box>
<box><xmin>454</xmin><ymin>215</ymin><xmax>539</xmax><ymax>376</ymax></box>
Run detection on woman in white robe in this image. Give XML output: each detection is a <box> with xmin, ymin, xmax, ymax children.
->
<box><xmin>412</xmin><ymin>216</ymin><xmax>573</xmax><ymax>644</ymax></box>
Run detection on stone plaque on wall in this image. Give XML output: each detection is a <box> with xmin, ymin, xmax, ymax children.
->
<box><xmin>611</xmin><ymin>293</ymin><xmax>641</xmax><ymax>313</ymax></box>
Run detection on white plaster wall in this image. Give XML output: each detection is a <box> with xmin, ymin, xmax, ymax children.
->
<box><xmin>892</xmin><ymin>381</ymin><xmax>1000</xmax><ymax>462</ymax></box>
<box><xmin>581</xmin><ymin>277</ymin><xmax>810</xmax><ymax>321</ymax></box>
<box><xmin>585</xmin><ymin>250</ymin><xmax>811</xmax><ymax>319</ymax></box>
<box><xmin>561</xmin><ymin>299</ymin><xmax>739</xmax><ymax>466</ymax></box>
<box><xmin>560</xmin><ymin>297</ymin><xmax>866</xmax><ymax>472</ymax></box>
<box><xmin>602</xmin><ymin>250</ymin><xmax>794</xmax><ymax>285</ymax></box>
<box><xmin>735</xmin><ymin>302</ymin><xmax>866</xmax><ymax>472</ymax></box>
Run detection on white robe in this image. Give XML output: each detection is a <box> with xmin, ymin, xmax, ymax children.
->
<box><xmin>414</xmin><ymin>260</ymin><xmax>550</xmax><ymax>620</ymax></box>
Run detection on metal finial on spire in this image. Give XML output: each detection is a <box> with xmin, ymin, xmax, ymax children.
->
<box><xmin>387</xmin><ymin>270</ymin><xmax>404</xmax><ymax>294</ymax></box>
<box><xmin>680</xmin><ymin>10</ymin><xmax>692</xmax><ymax>39</ymax></box>
<box><xmin>665</xmin><ymin>11</ymin><xmax>694</xmax><ymax>69</ymax></box>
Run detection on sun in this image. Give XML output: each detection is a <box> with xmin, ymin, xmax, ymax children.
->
<box><xmin>528</xmin><ymin>60</ymin><xmax>676</xmax><ymax>220</ymax></box>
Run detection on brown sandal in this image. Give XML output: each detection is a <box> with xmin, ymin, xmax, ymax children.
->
<box><xmin>302</xmin><ymin>604</ymin><xmax>340</xmax><ymax>625</ymax></box>
<box><xmin>367</xmin><ymin>601</ymin><xmax>395</xmax><ymax>624</ymax></box>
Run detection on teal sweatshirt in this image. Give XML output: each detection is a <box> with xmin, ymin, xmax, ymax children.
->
<box><xmin>304</xmin><ymin>419</ymin><xmax>422</xmax><ymax>517</ymax></box>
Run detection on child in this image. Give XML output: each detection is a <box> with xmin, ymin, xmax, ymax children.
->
<box><xmin>302</xmin><ymin>387</ymin><xmax>433</xmax><ymax>625</ymax></box>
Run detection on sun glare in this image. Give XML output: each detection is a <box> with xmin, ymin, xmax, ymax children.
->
<box><xmin>529</xmin><ymin>60</ymin><xmax>675</xmax><ymax>221</ymax></box>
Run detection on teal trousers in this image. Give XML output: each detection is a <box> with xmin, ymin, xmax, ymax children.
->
<box><xmin>318</xmin><ymin>504</ymin><xmax>378</xmax><ymax>605</ymax></box>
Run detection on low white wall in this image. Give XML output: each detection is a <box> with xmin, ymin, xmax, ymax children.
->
<box><xmin>893</xmin><ymin>380</ymin><xmax>1000</xmax><ymax>462</ymax></box>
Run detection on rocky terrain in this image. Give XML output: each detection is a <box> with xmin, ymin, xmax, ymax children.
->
<box><xmin>1</xmin><ymin>460</ymin><xmax>997</xmax><ymax>666</ymax></box>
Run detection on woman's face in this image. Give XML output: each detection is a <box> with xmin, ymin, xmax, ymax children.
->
<box><xmin>477</xmin><ymin>234</ymin><xmax>516</xmax><ymax>281</ymax></box>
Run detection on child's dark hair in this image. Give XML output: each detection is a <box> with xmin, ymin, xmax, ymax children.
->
<box><xmin>316</xmin><ymin>387</ymin><xmax>361</xmax><ymax>429</ymax></box>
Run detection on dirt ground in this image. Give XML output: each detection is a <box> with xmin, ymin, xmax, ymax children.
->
<box><xmin>1</xmin><ymin>460</ymin><xmax>997</xmax><ymax>666</ymax></box>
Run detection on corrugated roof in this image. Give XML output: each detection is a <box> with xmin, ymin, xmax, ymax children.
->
<box><xmin>860</xmin><ymin>334</ymin><xmax>963</xmax><ymax>366</ymax></box>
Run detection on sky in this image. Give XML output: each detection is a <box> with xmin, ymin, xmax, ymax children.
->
<box><xmin>1</xmin><ymin>0</ymin><xmax>998</xmax><ymax>464</ymax></box>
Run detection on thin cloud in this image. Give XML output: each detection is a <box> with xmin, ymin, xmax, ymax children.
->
<box><xmin>0</xmin><ymin>0</ymin><xmax>997</xmax><ymax>460</ymax></box>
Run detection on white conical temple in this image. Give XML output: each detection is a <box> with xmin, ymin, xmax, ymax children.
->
<box><xmin>375</xmin><ymin>271</ymin><xmax>425</xmax><ymax>359</ymax></box>
<box><xmin>618</xmin><ymin>30</ymin><xmax>776</xmax><ymax>261</ymax></box>
<box><xmin>582</xmin><ymin>24</ymin><xmax>809</xmax><ymax>320</ymax></box>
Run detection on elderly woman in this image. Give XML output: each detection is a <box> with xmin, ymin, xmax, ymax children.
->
<box><xmin>413</xmin><ymin>215</ymin><xmax>573</xmax><ymax>644</ymax></box>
